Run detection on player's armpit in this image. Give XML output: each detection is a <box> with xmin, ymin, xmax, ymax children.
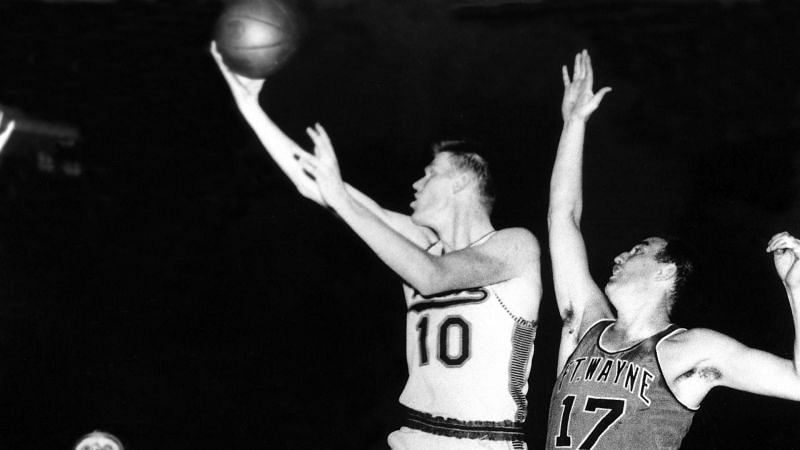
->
<box><xmin>549</xmin><ymin>214</ymin><xmax>611</xmax><ymax>328</ymax></box>
<box><xmin>681</xmin><ymin>328</ymin><xmax>800</xmax><ymax>402</ymax></box>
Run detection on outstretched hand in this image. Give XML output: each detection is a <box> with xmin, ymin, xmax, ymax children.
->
<box><xmin>296</xmin><ymin>123</ymin><xmax>349</xmax><ymax>211</ymax></box>
<box><xmin>767</xmin><ymin>231</ymin><xmax>800</xmax><ymax>288</ymax></box>
<box><xmin>210</xmin><ymin>41</ymin><xmax>265</xmax><ymax>109</ymax></box>
<box><xmin>0</xmin><ymin>111</ymin><xmax>15</xmax><ymax>153</ymax></box>
<box><xmin>562</xmin><ymin>50</ymin><xmax>612</xmax><ymax>123</ymax></box>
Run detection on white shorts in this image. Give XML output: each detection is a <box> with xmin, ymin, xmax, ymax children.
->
<box><xmin>387</xmin><ymin>427</ymin><xmax>527</xmax><ymax>450</ymax></box>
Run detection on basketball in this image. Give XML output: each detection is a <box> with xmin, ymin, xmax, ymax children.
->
<box><xmin>214</xmin><ymin>0</ymin><xmax>300</xmax><ymax>78</ymax></box>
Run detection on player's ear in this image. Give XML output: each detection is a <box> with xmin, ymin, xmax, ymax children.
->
<box><xmin>452</xmin><ymin>172</ymin><xmax>473</xmax><ymax>194</ymax></box>
<box><xmin>655</xmin><ymin>263</ymin><xmax>677</xmax><ymax>282</ymax></box>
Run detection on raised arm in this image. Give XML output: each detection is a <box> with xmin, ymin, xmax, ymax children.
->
<box><xmin>212</xmin><ymin>42</ymin><xmax>323</xmax><ymax>203</ymax></box>
<box><xmin>298</xmin><ymin>124</ymin><xmax>539</xmax><ymax>299</ymax></box>
<box><xmin>548</xmin><ymin>50</ymin><xmax>613</xmax><ymax>371</ymax></box>
<box><xmin>211</xmin><ymin>42</ymin><xmax>432</xmax><ymax>246</ymax></box>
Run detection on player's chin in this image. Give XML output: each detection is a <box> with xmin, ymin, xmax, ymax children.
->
<box><xmin>410</xmin><ymin>208</ymin><xmax>426</xmax><ymax>226</ymax></box>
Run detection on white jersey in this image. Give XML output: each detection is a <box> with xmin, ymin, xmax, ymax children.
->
<box><xmin>399</xmin><ymin>232</ymin><xmax>537</xmax><ymax>432</ymax></box>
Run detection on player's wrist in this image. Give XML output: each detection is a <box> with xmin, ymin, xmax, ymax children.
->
<box><xmin>238</xmin><ymin>100</ymin><xmax>264</xmax><ymax>116</ymax></box>
<box><xmin>563</xmin><ymin>116</ymin><xmax>588</xmax><ymax>128</ymax></box>
<box><xmin>325</xmin><ymin>188</ymin><xmax>353</xmax><ymax>215</ymax></box>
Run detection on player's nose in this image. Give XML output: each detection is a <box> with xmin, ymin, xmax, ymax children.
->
<box><xmin>614</xmin><ymin>253</ymin><xmax>627</xmax><ymax>264</ymax></box>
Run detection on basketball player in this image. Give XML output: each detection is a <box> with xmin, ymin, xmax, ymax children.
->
<box><xmin>0</xmin><ymin>111</ymin><xmax>15</xmax><ymax>153</ymax></box>
<box><xmin>545</xmin><ymin>50</ymin><xmax>800</xmax><ymax>449</ymax></box>
<box><xmin>211</xmin><ymin>43</ymin><xmax>542</xmax><ymax>449</ymax></box>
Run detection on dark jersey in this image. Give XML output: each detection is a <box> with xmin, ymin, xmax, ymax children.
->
<box><xmin>545</xmin><ymin>320</ymin><xmax>696</xmax><ymax>449</ymax></box>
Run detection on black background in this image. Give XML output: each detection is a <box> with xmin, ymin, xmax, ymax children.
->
<box><xmin>0</xmin><ymin>0</ymin><xmax>799</xmax><ymax>448</ymax></box>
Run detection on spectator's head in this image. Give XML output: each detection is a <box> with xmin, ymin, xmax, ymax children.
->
<box><xmin>74</xmin><ymin>430</ymin><xmax>124</xmax><ymax>450</ymax></box>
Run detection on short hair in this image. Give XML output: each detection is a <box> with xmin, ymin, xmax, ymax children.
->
<box><xmin>653</xmin><ymin>236</ymin><xmax>696</xmax><ymax>315</ymax></box>
<box><xmin>432</xmin><ymin>140</ymin><xmax>496</xmax><ymax>214</ymax></box>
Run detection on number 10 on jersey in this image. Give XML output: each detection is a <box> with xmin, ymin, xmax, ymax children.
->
<box><xmin>416</xmin><ymin>315</ymin><xmax>471</xmax><ymax>367</ymax></box>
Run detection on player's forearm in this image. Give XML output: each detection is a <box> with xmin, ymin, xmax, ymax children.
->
<box><xmin>238</xmin><ymin>104</ymin><xmax>323</xmax><ymax>203</ymax></box>
<box><xmin>548</xmin><ymin>119</ymin><xmax>587</xmax><ymax>224</ymax></box>
<box><xmin>332</xmin><ymin>194</ymin><xmax>440</xmax><ymax>293</ymax></box>
<box><xmin>345</xmin><ymin>185</ymin><xmax>391</xmax><ymax>224</ymax></box>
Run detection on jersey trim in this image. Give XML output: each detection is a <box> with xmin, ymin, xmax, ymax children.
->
<box><xmin>560</xmin><ymin>319</ymin><xmax>614</xmax><ymax>367</ymax></box>
<box><xmin>655</xmin><ymin>327</ymin><xmax>702</xmax><ymax>412</ymax></box>
<box><xmin>495</xmin><ymin>289</ymin><xmax>538</xmax><ymax>328</ymax></box>
<box><xmin>596</xmin><ymin>321</ymin><xmax>676</xmax><ymax>354</ymax></box>
<box><xmin>402</xmin><ymin>406</ymin><xmax>525</xmax><ymax>441</ymax></box>
<box><xmin>508</xmin><ymin>321</ymin><xmax>536</xmax><ymax>422</ymax></box>
<box><xmin>408</xmin><ymin>289</ymin><xmax>489</xmax><ymax>313</ymax></box>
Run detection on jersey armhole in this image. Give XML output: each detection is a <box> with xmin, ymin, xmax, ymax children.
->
<box><xmin>655</xmin><ymin>328</ymin><xmax>701</xmax><ymax>412</ymax></box>
<box><xmin>494</xmin><ymin>288</ymin><xmax>537</xmax><ymax>329</ymax></box>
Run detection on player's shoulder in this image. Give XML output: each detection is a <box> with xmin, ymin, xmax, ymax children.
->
<box><xmin>491</xmin><ymin>227</ymin><xmax>540</xmax><ymax>253</ymax></box>
<box><xmin>662</xmin><ymin>327</ymin><xmax>739</xmax><ymax>356</ymax></box>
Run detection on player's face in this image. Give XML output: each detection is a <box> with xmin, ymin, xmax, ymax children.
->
<box><xmin>410</xmin><ymin>153</ymin><xmax>457</xmax><ymax>225</ymax></box>
<box><xmin>74</xmin><ymin>433</ymin><xmax>121</xmax><ymax>450</ymax></box>
<box><xmin>607</xmin><ymin>237</ymin><xmax>668</xmax><ymax>287</ymax></box>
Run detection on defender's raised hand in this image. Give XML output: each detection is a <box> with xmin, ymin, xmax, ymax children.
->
<box><xmin>767</xmin><ymin>231</ymin><xmax>800</xmax><ymax>288</ymax></box>
<box><xmin>561</xmin><ymin>50</ymin><xmax>612</xmax><ymax>123</ymax></box>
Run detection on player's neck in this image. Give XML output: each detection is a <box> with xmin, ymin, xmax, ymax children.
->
<box><xmin>610</xmin><ymin>291</ymin><xmax>671</xmax><ymax>344</ymax></box>
<box><xmin>434</xmin><ymin>208</ymin><xmax>494</xmax><ymax>252</ymax></box>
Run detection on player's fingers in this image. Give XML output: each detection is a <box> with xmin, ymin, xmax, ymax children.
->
<box><xmin>585</xmin><ymin>52</ymin><xmax>594</xmax><ymax>89</ymax></box>
<box><xmin>211</xmin><ymin>45</ymin><xmax>241</xmax><ymax>86</ymax></box>
<box><xmin>295</xmin><ymin>148</ymin><xmax>318</xmax><ymax>165</ymax></box>
<box><xmin>306</xmin><ymin>126</ymin><xmax>320</xmax><ymax>141</ymax></box>
<box><xmin>582</xmin><ymin>50</ymin><xmax>590</xmax><ymax>80</ymax></box>
<box><xmin>767</xmin><ymin>233</ymin><xmax>784</xmax><ymax>250</ymax></box>
<box><xmin>767</xmin><ymin>232</ymin><xmax>791</xmax><ymax>250</ymax></box>
<box><xmin>766</xmin><ymin>236</ymin><xmax>784</xmax><ymax>252</ymax></box>
<box><xmin>210</xmin><ymin>41</ymin><xmax>227</xmax><ymax>69</ymax></box>
<box><xmin>210</xmin><ymin>41</ymin><xmax>257</xmax><ymax>92</ymax></box>
<box><xmin>768</xmin><ymin>235</ymin><xmax>795</xmax><ymax>253</ymax></box>
<box><xmin>296</xmin><ymin>153</ymin><xmax>318</xmax><ymax>176</ymax></box>
<box><xmin>573</xmin><ymin>53</ymin><xmax>581</xmax><ymax>81</ymax></box>
<box><xmin>314</xmin><ymin>122</ymin><xmax>330</xmax><ymax>141</ymax></box>
<box><xmin>562</xmin><ymin>66</ymin><xmax>570</xmax><ymax>88</ymax></box>
<box><xmin>588</xmin><ymin>87</ymin><xmax>612</xmax><ymax>110</ymax></box>
<box><xmin>314</xmin><ymin>123</ymin><xmax>338</xmax><ymax>162</ymax></box>
<box><xmin>314</xmin><ymin>124</ymin><xmax>334</xmax><ymax>152</ymax></box>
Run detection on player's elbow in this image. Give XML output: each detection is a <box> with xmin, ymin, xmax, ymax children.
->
<box><xmin>410</xmin><ymin>265</ymin><xmax>453</xmax><ymax>297</ymax></box>
<box><xmin>548</xmin><ymin>203</ymin><xmax>580</xmax><ymax>228</ymax></box>
<box><xmin>412</xmin><ymin>275</ymin><xmax>448</xmax><ymax>297</ymax></box>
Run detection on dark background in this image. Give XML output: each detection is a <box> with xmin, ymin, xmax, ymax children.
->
<box><xmin>0</xmin><ymin>0</ymin><xmax>799</xmax><ymax>448</ymax></box>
